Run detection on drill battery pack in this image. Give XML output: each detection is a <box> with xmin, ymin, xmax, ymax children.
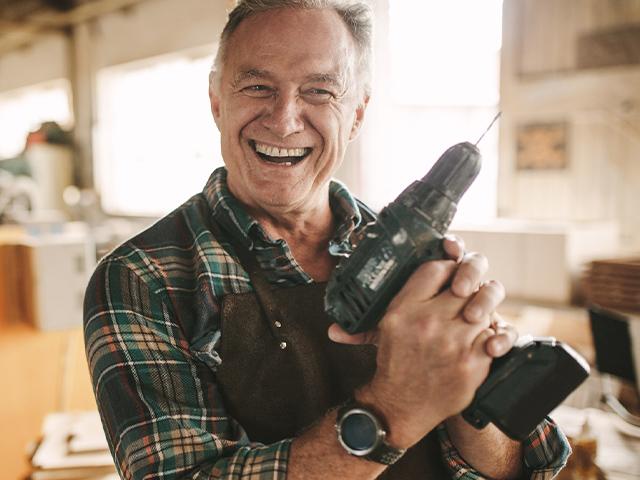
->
<box><xmin>462</xmin><ymin>336</ymin><xmax>590</xmax><ymax>440</ymax></box>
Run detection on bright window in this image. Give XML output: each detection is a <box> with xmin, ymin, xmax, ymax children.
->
<box><xmin>0</xmin><ymin>79</ymin><xmax>73</xmax><ymax>159</ymax></box>
<box><xmin>363</xmin><ymin>0</ymin><xmax>503</xmax><ymax>225</ymax></box>
<box><xmin>94</xmin><ymin>49</ymin><xmax>221</xmax><ymax>216</ymax></box>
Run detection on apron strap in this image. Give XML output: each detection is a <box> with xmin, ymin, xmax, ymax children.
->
<box><xmin>210</xmin><ymin>218</ymin><xmax>287</xmax><ymax>344</ymax></box>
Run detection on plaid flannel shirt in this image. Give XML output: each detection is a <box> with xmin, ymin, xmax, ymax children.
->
<box><xmin>84</xmin><ymin>166</ymin><xmax>570</xmax><ymax>480</ymax></box>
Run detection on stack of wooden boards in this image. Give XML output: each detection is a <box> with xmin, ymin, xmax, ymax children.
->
<box><xmin>583</xmin><ymin>258</ymin><xmax>640</xmax><ymax>313</ymax></box>
<box><xmin>0</xmin><ymin>226</ymin><xmax>35</xmax><ymax>325</ymax></box>
<box><xmin>0</xmin><ymin>223</ymin><xmax>95</xmax><ymax>329</ymax></box>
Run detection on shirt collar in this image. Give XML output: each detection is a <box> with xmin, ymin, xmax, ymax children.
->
<box><xmin>203</xmin><ymin>167</ymin><xmax>364</xmax><ymax>254</ymax></box>
<box><xmin>328</xmin><ymin>178</ymin><xmax>363</xmax><ymax>256</ymax></box>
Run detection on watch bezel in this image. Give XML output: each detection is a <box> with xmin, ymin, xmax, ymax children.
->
<box><xmin>336</xmin><ymin>407</ymin><xmax>386</xmax><ymax>457</ymax></box>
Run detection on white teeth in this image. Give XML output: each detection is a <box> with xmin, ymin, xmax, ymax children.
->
<box><xmin>255</xmin><ymin>142</ymin><xmax>308</xmax><ymax>157</ymax></box>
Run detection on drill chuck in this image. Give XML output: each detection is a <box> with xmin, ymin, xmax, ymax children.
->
<box><xmin>401</xmin><ymin>142</ymin><xmax>481</xmax><ymax>236</ymax></box>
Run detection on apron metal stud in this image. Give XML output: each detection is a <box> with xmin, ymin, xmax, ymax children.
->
<box><xmin>274</xmin><ymin>321</ymin><xmax>282</xmax><ymax>328</ymax></box>
<box><xmin>279</xmin><ymin>341</ymin><xmax>287</xmax><ymax>350</ymax></box>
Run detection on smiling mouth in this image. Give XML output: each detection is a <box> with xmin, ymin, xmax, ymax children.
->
<box><xmin>250</xmin><ymin>140</ymin><xmax>312</xmax><ymax>166</ymax></box>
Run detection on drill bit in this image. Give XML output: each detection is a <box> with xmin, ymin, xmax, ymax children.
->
<box><xmin>475</xmin><ymin>111</ymin><xmax>502</xmax><ymax>146</ymax></box>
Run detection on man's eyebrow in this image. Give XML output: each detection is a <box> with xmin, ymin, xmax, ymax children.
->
<box><xmin>233</xmin><ymin>69</ymin><xmax>272</xmax><ymax>84</ymax></box>
<box><xmin>306</xmin><ymin>73</ymin><xmax>345</xmax><ymax>87</ymax></box>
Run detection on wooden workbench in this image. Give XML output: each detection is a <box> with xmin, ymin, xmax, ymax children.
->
<box><xmin>0</xmin><ymin>324</ymin><xmax>97</xmax><ymax>480</ymax></box>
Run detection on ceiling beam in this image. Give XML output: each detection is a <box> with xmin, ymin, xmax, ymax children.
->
<box><xmin>0</xmin><ymin>0</ymin><xmax>150</xmax><ymax>55</ymax></box>
<box><xmin>42</xmin><ymin>0</ymin><xmax>76</xmax><ymax>12</ymax></box>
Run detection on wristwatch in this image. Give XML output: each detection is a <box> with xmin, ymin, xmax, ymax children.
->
<box><xmin>336</xmin><ymin>401</ymin><xmax>406</xmax><ymax>465</ymax></box>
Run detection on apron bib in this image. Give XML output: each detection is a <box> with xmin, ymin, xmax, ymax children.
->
<box><xmin>214</xmin><ymin>231</ymin><xmax>448</xmax><ymax>478</ymax></box>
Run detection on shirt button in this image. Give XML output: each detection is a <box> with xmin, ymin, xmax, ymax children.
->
<box><xmin>279</xmin><ymin>341</ymin><xmax>287</xmax><ymax>350</ymax></box>
<box><xmin>274</xmin><ymin>321</ymin><xmax>282</xmax><ymax>328</ymax></box>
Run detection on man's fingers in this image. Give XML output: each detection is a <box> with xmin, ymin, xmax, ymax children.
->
<box><xmin>462</xmin><ymin>280</ymin><xmax>505</xmax><ymax>324</ymax></box>
<box><xmin>387</xmin><ymin>259</ymin><xmax>458</xmax><ymax>310</ymax></box>
<box><xmin>471</xmin><ymin>327</ymin><xmax>496</xmax><ymax>362</ymax></box>
<box><xmin>485</xmin><ymin>315</ymin><xmax>518</xmax><ymax>357</ymax></box>
<box><xmin>443</xmin><ymin>235</ymin><xmax>465</xmax><ymax>262</ymax></box>
<box><xmin>328</xmin><ymin>323</ymin><xmax>378</xmax><ymax>345</ymax></box>
<box><xmin>451</xmin><ymin>252</ymin><xmax>489</xmax><ymax>298</ymax></box>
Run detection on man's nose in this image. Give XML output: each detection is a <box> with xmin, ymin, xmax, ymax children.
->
<box><xmin>262</xmin><ymin>93</ymin><xmax>304</xmax><ymax>138</ymax></box>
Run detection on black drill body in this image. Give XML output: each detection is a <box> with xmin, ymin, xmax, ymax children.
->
<box><xmin>325</xmin><ymin>142</ymin><xmax>480</xmax><ymax>334</ymax></box>
<box><xmin>324</xmin><ymin>142</ymin><xmax>589</xmax><ymax>440</ymax></box>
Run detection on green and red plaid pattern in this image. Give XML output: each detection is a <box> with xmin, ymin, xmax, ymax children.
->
<box><xmin>84</xmin><ymin>167</ymin><xmax>569</xmax><ymax>479</ymax></box>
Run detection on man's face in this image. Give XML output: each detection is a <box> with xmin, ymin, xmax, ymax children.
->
<box><xmin>210</xmin><ymin>8</ymin><xmax>368</xmax><ymax>213</ymax></box>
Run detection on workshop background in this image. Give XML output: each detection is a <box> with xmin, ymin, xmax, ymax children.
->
<box><xmin>1</xmin><ymin>0</ymin><xmax>639</xmax><ymax>479</ymax></box>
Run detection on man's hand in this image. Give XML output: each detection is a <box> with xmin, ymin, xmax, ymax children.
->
<box><xmin>327</xmin><ymin>235</ymin><xmax>507</xmax><ymax>348</ymax></box>
<box><xmin>328</xmin><ymin>235</ymin><xmax>516</xmax><ymax>358</ymax></box>
<box><xmin>329</xmin><ymin>235</ymin><xmax>507</xmax><ymax>449</ymax></box>
<box><xmin>442</xmin><ymin>235</ymin><xmax>517</xmax><ymax>358</ymax></box>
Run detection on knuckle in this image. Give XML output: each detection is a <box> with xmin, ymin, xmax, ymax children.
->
<box><xmin>438</xmin><ymin>341</ymin><xmax>456</xmax><ymax>359</ymax></box>
<box><xmin>463</xmin><ymin>251</ymin><xmax>489</xmax><ymax>273</ymax></box>
<box><xmin>485</xmin><ymin>279</ymin><xmax>506</xmax><ymax>299</ymax></box>
<box><xmin>456</xmin><ymin>358</ymin><xmax>479</xmax><ymax>384</ymax></box>
<box><xmin>420</xmin><ymin>260</ymin><xmax>452</xmax><ymax>279</ymax></box>
<box><xmin>463</xmin><ymin>306</ymin><xmax>482</xmax><ymax>324</ymax></box>
<box><xmin>413</xmin><ymin>261</ymin><xmax>454</xmax><ymax>288</ymax></box>
<box><xmin>460</xmin><ymin>360</ymin><xmax>475</xmax><ymax>379</ymax></box>
<box><xmin>415</xmin><ymin>312</ymin><xmax>439</xmax><ymax>339</ymax></box>
<box><xmin>478</xmin><ymin>281</ymin><xmax>506</xmax><ymax>307</ymax></box>
<box><xmin>381</xmin><ymin>310</ymin><xmax>403</xmax><ymax>332</ymax></box>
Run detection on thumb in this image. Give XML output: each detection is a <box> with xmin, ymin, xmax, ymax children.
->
<box><xmin>328</xmin><ymin>323</ymin><xmax>378</xmax><ymax>345</ymax></box>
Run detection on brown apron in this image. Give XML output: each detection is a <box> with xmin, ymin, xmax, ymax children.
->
<box><xmin>215</xmin><ymin>239</ymin><xmax>449</xmax><ymax>478</ymax></box>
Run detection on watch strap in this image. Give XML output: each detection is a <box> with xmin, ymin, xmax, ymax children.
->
<box><xmin>365</xmin><ymin>439</ymin><xmax>406</xmax><ymax>465</ymax></box>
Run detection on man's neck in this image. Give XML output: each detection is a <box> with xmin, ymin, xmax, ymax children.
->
<box><xmin>247</xmin><ymin>202</ymin><xmax>338</xmax><ymax>282</ymax></box>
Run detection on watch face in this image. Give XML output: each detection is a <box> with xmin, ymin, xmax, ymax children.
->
<box><xmin>339</xmin><ymin>408</ymin><xmax>381</xmax><ymax>455</ymax></box>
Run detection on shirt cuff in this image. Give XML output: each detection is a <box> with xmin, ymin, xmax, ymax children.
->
<box><xmin>210</xmin><ymin>438</ymin><xmax>293</xmax><ymax>479</ymax></box>
<box><xmin>522</xmin><ymin>417</ymin><xmax>572</xmax><ymax>479</ymax></box>
<box><xmin>437</xmin><ymin>418</ymin><xmax>571</xmax><ymax>479</ymax></box>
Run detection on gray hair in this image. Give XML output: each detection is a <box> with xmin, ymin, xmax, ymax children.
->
<box><xmin>212</xmin><ymin>0</ymin><xmax>373</xmax><ymax>95</ymax></box>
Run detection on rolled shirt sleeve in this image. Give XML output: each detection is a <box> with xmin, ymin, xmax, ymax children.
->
<box><xmin>437</xmin><ymin>418</ymin><xmax>571</xmax><ymax>479</ymax></box>
<box><xmin>84</xmin><ymin>257</ymin><xmax>291</xmax><ymax>480</ymax></box>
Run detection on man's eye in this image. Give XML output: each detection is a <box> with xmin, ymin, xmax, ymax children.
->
<box><xmin>242</xmin><ymin>85</ymin><xmax>273</xmax><ymax>97</ymax></box>
<box><xmin>308</xmin><ymin>88</ymin><xmax>333</xmax><ymax>97</ymax></box>
<box><xmin>303</xmin><ymin>88</ymin><xmax>335</xmax><ymax>103</ymax></box>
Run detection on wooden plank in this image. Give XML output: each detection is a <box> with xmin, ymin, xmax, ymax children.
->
<box><xmin>583</xmin><ymin>258</ymin><xmax>640</xmax><ymax>312</ymax></box>
<box><xmin>578</xmin><ymin>24</ymin><xmax>640</xmax><ymax>69</ymax></box>
<box><xmin>516</xmin><ymin>0</ymin><xmax>640</xmax><ymax>75</ymax></box>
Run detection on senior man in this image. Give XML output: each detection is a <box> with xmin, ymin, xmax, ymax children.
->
<box><xmin>84</xmin><ymin>1</ymin><xmax>570</xmax><ymax>479</ymax></box>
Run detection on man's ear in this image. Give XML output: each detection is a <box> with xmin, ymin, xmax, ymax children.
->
<box><xmin>209</xmin><ymin>71</ymin><xmax>222</xmax><ymax>129</ymax></box>
<box><xmin>349</xmin><ymin>94</ymin><xmax>370</xmax><ymax>141</ymax></box>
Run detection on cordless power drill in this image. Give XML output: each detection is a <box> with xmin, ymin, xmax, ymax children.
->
<box><xmin>324</xmin><ymin>141</ymin><xmax>590</xmax><ymax>441</ymax></box>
